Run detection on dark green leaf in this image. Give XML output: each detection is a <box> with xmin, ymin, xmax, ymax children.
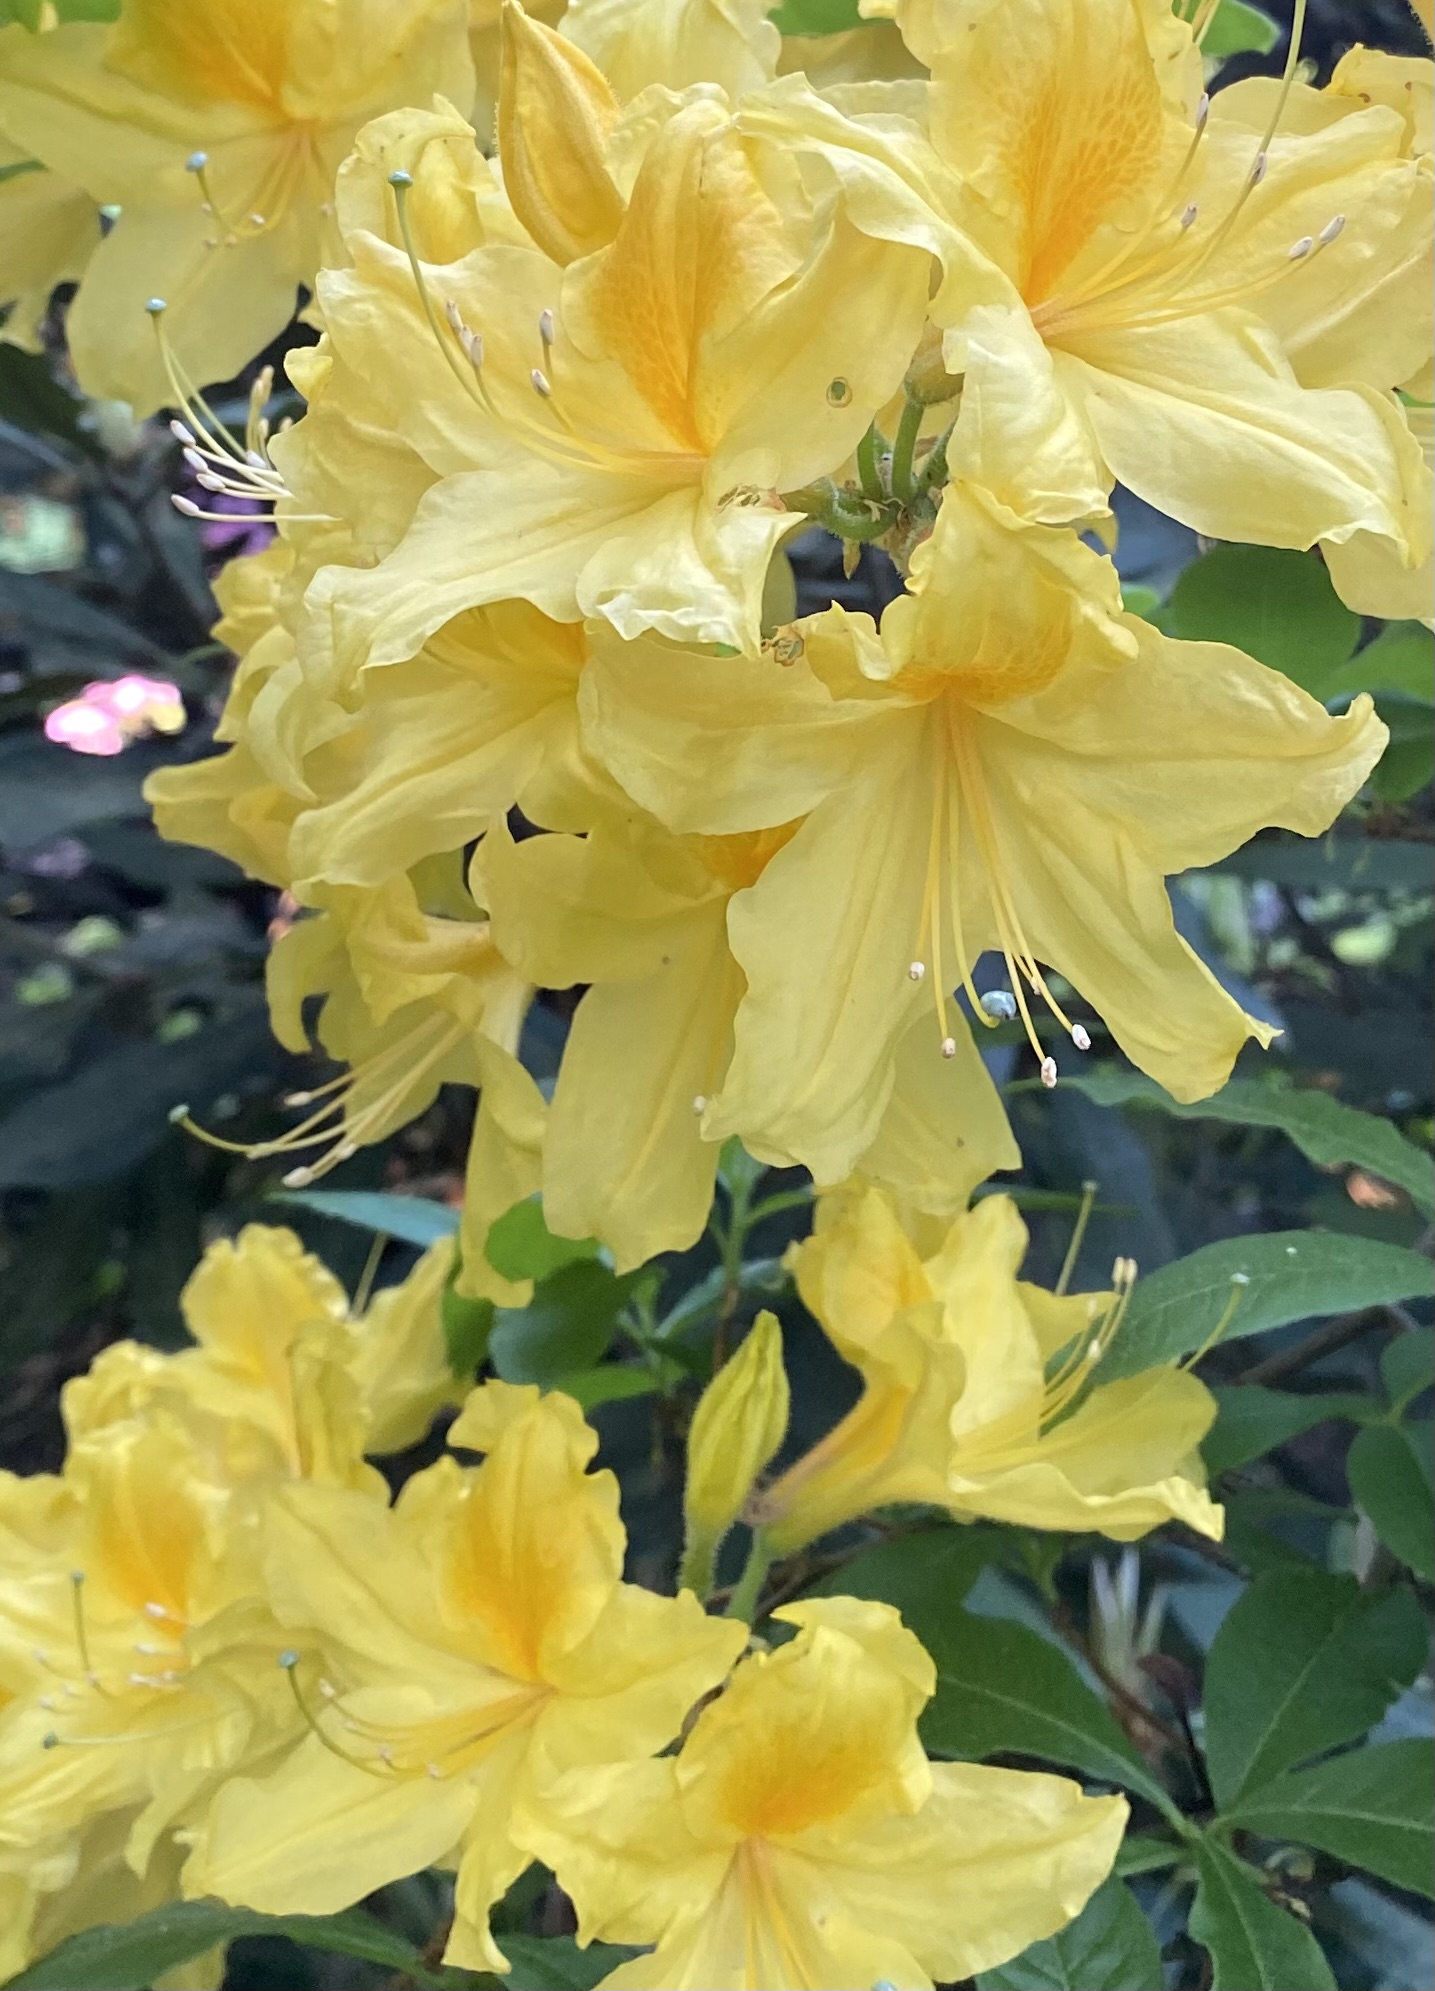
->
<box><xmin>554</xmin><ymin>1362</ymin><xmax>665</xmax><ymax>1410</ymax></box>
<box><xmin>2</xmin><ymin>1901</ymin><xmax>456</xmax><ymax>1991</ymax></box>
<box><xmin>767</xmin><ymin>0</ymin><xmax>866</xmax><ymax>32</ymax></box>
<box><xmin>975</xmin><ymin>1879</ymin><xmax>1162</xmax><ymax>1991</ymax></box>
<box><xmin>273</xmin><ymin>1188</ymin><xmax>459</xmax><ymax>1249</ymax></box>
<box><xmin>911</xmin><ymin>1606</ymin><xmax>1173</xmax><ymax>1812</ymax></box>
<box><xmin>1203</xmin><ymin>1569</ymin><xmax>1427</xmax><ymax>1808</ymax></box>
<box><xmin>1201</xmin><ymin>1384</ymin><xmax>1378</xmax><ymax>1478</ymax></box>
<box><xmin>500</xmin><ymin>1934</ymin><xmax>637</xmax><ymax>1989</ymax></box>
<box><xmin>1100</xmin><ymin>1232</ymin><xmax>1434</xmax><ymax>1384</ymax></box>
<box><xmin>1059</xmin><ymin>1071</ymin><xmax>1434</xmax><ymax>1215</ymax></box>
<box><xmin>1190</xmin><ymin>1842</ymin><xmax>1336</xmax><ymax>1991</ymax></box>
<box><xmin>1200</xmin><ymin>0</ymin><xmax>1280</xmax><ymax>57</ymax></box>
<box><xmin>1368</xmin><ymin>696</ymin><xmax>1435</xmax><ymax>803</ymax></box>
<box><xmin>484</xmin><ymin>1196</ymin><xmax>600</xmax><ymax>1282</ymax></box>
<box><xmin>1380</xmin><ymin>1330</ymin><xmax>1435</xmax><ymax>1415</ymax></box>
<box><xmin>1226</xmin><ymin>1740</ymin><xmax>1435</xmax><ymax>1898</ymax></box>
<box><xmin>489</xmin><ymin>1260</ymin><xmax>642</xmax><ymax>1387</ymax></box>
<box><xmin>810</xmin><ymin>1524</ymin><xmax>996</xmax><ymax>1616</ymax></box>
<box><xmin>1214</xmin><ymin>836</ymin><xmax>1433</xmax><ymax>894</ymax></box>
<box><xmin>1347</xmin><ymin>1423</ymin><xmax>1435</xmax><ymax>1580</ymax></box>
<box><xmin>443</xmin><ymin>1264</ymin><xmax>495</xmax><ymax>1379</ymax></box>
<box><xmin>1164</xmin><ymin>547</ymin><xmax>1358</xmax><ymax>695</ymax></box>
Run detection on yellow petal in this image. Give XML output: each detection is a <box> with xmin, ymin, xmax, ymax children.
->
<box><xmin>563</xmin><ymin>0</ymin><xmax>779</xmax><ymax>103</ymax></box>
<box><xmin>497</xmin><ymin>0</ymin><xmax>626</xmax><ymax>265</ymax></box>
<box><xmin>853</xmin><ymin>1008</ymin><xmax>1021</xmax><ymax>1217</ymax></box>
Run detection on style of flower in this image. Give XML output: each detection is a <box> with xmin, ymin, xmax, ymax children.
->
<box><xmin>518</xmin><ymin>1595</ymin><xmax>1127</xmax><ymax>1991</ymax></box>
<box><xmin>750</xmin><ymin>1184</ymin><xmax>1223</xmax><ymax>1557</ymax></box>
<box><xmin>185</xmin><ymin>1381</ymin><xmax>748</xmax><ymax>1973</ymax></box>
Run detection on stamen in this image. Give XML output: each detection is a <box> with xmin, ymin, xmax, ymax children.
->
<box><xmin>940</xmin><ymin>1036</ymin><xmax>958</xmax><ymax>1059</ymax></box>
<box><xmin>531</xmin><ymin>367</ymin><xmax>552</xmax><ymax>399</ymax></box>
<box><xmin>1040</xmin><ymin>1056</ymin><xmax>1059</xmax><ymax>1089</ymax></box>
<box><xmin>1180</xmin><ymin>1272</ymin><xmax>1249</xmax><ymax>1371</ymax></box>
<box><xmin>908</xmin><ymin>961</ymin><xmax>926</xmax><ymax>983</ymax></box>
<box><xmin>279</xmin><ymin>1651</ymin><xmax>393</xmax><ymax>1780</ymax></box>
<box><xmin>1071</xmin><ymin>1024</ymin><xmax>1091</xmax><ymax>1051</ymax></box>
<box><xmin>692</xmin><ymin>1095</ymin><xmax>708</xmax><ymax>1115</ymax></box>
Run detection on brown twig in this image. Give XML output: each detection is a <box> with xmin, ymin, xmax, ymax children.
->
<box><xmin>1238</xmin><ymin>1304</ymin><xmax>1406</xmax><ymax>1388</ymax></box>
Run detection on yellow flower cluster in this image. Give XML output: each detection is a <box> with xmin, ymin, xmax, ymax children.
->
<box><xmin>2</xmin><ymin>1217</ymin><xmax>1140</xmax><ymax>1988</ymax></box>
<box><xmin>0</xmin><ymin>0</ymin><xmax>1429</xmax><ymax>1983</ymax></box>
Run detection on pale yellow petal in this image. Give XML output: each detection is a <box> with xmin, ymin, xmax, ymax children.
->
<box><xmin>563</xmin><ymin>0</ymin><xmax>779</xmax><ymax>102</ymax></box>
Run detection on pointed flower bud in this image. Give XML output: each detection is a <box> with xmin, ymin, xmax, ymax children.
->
<box><xmin>497</xmin><ymin>0</ymin><xmax>626</xmax><ymax>266</ymax></box>
<box><xmin>681</xmin><ymin>1310</ymin><xmax>789</xmax><ymax>1597</ymax></box>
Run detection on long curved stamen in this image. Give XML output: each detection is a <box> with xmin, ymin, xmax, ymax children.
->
<box><xmin>170</xmin><ymin>1012</ymin><xmax>467</xmax><ymax>1185</ymax></box>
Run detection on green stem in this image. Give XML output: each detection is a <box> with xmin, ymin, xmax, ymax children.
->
<box><xmin>679</xmin><ymin>1531</ymin><xmax>719</xmax><ymax>1603</ymax></box>
<box><xmin>889</xmin><ymin>395</ymin><xmax>925</xmax><ymax>502</ymax></box>
<box><xmin>725</xmin><ymin>1531</ymin><xmax>774</xmax><ymax>1623</ymax></box>
<box><xmin>916</xmin><ymin>417</ymin><xmax>956</xmax><ymax>493</ymax></box>
<box><xmin>855</xmin><ymin>423</ymin><xmax>886</xmax><ymax>501</ymax></box>
<box><xmin>746</xmin><ymin>1187</ymin><xmax>815</xmax><ymax>1227</ymax></box>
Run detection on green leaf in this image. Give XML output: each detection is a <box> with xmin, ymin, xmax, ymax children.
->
<box><xmin>1164</xmin><ymin>547</ymin><xmax>1358</xmax><ymax>696</ymax></box>
<box><xmin>767</xmin><ymin>0</ymin><xmax>866</xmax><ymax>31</ymax></box>
<box><xmin>1369</xmin><ymin>695</ymin><xmax>1435</xmax><ymax>803</ymax></box>
<box><xmin>911</xmin><ymin>1606</ymin><xmax>1174</xmax><ymax>1812</ymax></box>
<box><xmin>1201</xmin><ymin>1384</ymin><xmax>1379</xmax><ymax>1478</ymax></box>
<box><xmin>1202</xmin><ymin>1568</ymin><xmax>1427</xmax><ymax>1809</ymax></box>
<box><xmin>2</xmin><ymin>1901</ymin><xmax>457</xmax><ymax>1991</ymax></box>
<box><xmin>1190</xmin><ymin>1842</ymin><xmax>1336</xmax><ymax>1991</ymax></box>
<box><xmin>1060</xmin><ymin>1070</ymin><xmax>1435</xmax><ymax>1215</ymax></box>
<box><xmin>273</xmin><ymin>1188</ymin><xmax>459</xmax><ymax>1249</ymax></box>
<box><xmin>489</xmin><ymin>1260</ymin><xmax>641</xmax><ymax>1387</ymax></box>
<box><xmin>1215</xmin><ymin>835</ymin><xmax>1434</xmax><ymax>894</ymax></box>
<box><xmin>1100</xmin><ymin>1232</ymin><xmax>1434</xmax><ymax>1384</ymax></box>
<box><xmin>553</xmin><ymin>1362</ymin><xmax>665</xmax><ymax>1410</ymax></box>
<box><xmin>1325</xmin><ymin>622</ymin><xmax>1433</xmax><ymax>705</ymax></box>
<box><xmin>1226</xmin><ymin>1740</ymin><xmax>1435</xmax><ymax>1898</ymax></box>
<box><xmin>500</xmin><ymin>1934</ymin><xmax>637</xmax><ymax>1989</ymax></box>
<box><xmin>1200</xmin><ymin>0</ymin><xmax>1280</xmax><ymax>57</ymax></box>
<box><xmin>442</xmin><ymin>1261</ymin><xmax>495</xmax><ymax>1379</ymax></box>
<box><xmin>810</xmin><ymin>1524</ymin><xmax>995</xmax><ymax>1616</ymax></box>
<box><xmin>1347</xmin><ymin>1422</ymin><xmax>1435</xmax><ymax>1580</ymax></box>
<box><xmin>975</xmin><ymin>1879</ymin><xmax>1163</xmax><ymax>1991</ymax></box>
<box><xmin>1113</xmin><ymin>1834</ymin><xmax>1184</xmax><ymax>1878</ymax></box>
<box><xmin>484</xmin><ymin>1196</ymin><xmax>600</xmax><ymax>1282</ymax></box>
<box><xmin>1381</xmin><ymin>1330</ymin><xmax>1435</xmax><ymax>1415</ymax></box>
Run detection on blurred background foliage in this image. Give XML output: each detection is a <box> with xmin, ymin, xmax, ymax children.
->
<box><xmin>0</xmin><ymin>1</ymin><xmax>1431</xmax><ymax>1989</ymax></box>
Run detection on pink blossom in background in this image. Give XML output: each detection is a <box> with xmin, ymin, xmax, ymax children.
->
<box><xmin>44</xmin><ymin>675</ymin><xmax>186</xmax><ymax>757</ymax></box>
<box><xmin>194</xmin><ymin>490</ymin><xmax>276</xmax><ymax>560</ymax></box>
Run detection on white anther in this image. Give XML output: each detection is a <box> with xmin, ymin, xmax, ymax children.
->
<box><xmin>1086</xmin><ymin>1337</ymin><xmax>1102</xmax><ymax>1361</ymax></box>
<box><xmin>530</xmin><ymin>367</ymin><xmax>552</xmax><ymax>399</ymax></box>
<box><xmin>170</xmin><ymin>420</ymin><xmax>196</xmax><ymax>447</ymax></box>
<box><xmin>1040</xmin><ymin>1056</ymin><xmax>1059</xmax><ymax>1089</ymax></box>
<box><xmin>181</xmin><ymin>447</ymin><xmax>207</xmax><ymax>473</ymax></box>
<box><xmin>444</xmin><ymin>298</ymin><xmax>464</xmax><ymax>334</ymax></box>
<box><xmin>426</xmin><ymin>1762</ymin><xmax>444</xmax><ymax>1779</ymax></box>
<box><xmin>133</xmin><ymin>1642</ymin><xmax>166</xmax><ymax>1656</ymax></box>
<box><xmin>538</xmin><ymin>307</ymin><xmax>555</xmax><ymax>346</ymax></box>
<box><xmin>980</xmin><ymin>989</ymin><xmax>1018</xmax><ymax>1020</ymax></box>
<box><xmin>171</xmin><ymin>494</ymin><xmax>202</xmax><ymax>517</ymax></box>
<box><xmin>1287</xmin><ymin>236</ymin><xmax>1314</xmax><ymax>261</ymax></box>
<box><xmin>1196</xmin><ymin>92</ymin><xmax>1210</xmax><ymax>131</ymax></box>
<box><xmin>1071</xmin><ymin>1024</ymin><xmax>1091</xmax><ymax>1051</ymax></box>
<box><xmin>333</xmin><ymin>1142</ymin><xmax>357</xmax><ymax>1163</ymax></box>
<box><xmin>282</xmin><ymin>1166</ymin><xmax>316</xmax><ymax>1188</ymax></box>
<box><xmin>692</xmin><ymin>1095</ymin><xmax>708</xmax><ymax>1115</ymax></box>
<box><xmin>143</xmin><ymin>1602</ymin><xmax>169</xmax><ymax>1620</ymax></box>
<box><xmin>1250</xmin><ymin>151</ymin><xmax>1268</xmax><ymax>186</ymax></box>
<box><xmin>1231</xmin><ymin>1271</ymin><xmax>1251</xmax><ymax>1286</ymax></box>
<box><xmin>1180</xmin><ymin>202</ymin><xmax>1199</xmax><ymax>230</ymax></box>
<box><xmin>245</xmin><ymin>449</ymin><xmax>268</xmax><ymax>470</ymax></box>
<box><xmin>907</xmin><ymin>961</ymin><xmax>926</xmax><ymax>982</ymax></box>
<box><xmin>247</xmin><ymin>213</ymin><xmax>266</xmax><ymax>228</ymax></box>
<box><xmin>196</xmin><ymin>471</ymin><xmax>227</xmax><ymax>493</ymax></box>
<box><xmin>940</xmin><ymin>1036</ymin><xmax>958</xmax><ymax>1060</ymax></box>
<box><xmin>1318</xmin><ymin>213</ymin><xmax>1345</xmax><ymax>246</ymax></box>
<box><xmin>283</xmin><ymin>1091</ymin><xmax>314</xmax><ymax>1107</ymax></box>
<box><xmin>318</xmin><ymin>1680</ymin><xmax>337</xmax><ymax>1700</ymax></box>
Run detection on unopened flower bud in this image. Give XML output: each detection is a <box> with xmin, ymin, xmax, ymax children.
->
<box><xmin>902</xmin><ymin>321</ymin><xmax>963</xmax><ymax>407</ymax></box>
<box><xmin>498</xmin><ymin>0</ymin><xmax>626</xmax><ymax>267</ymax></box>
<box><xmin>681</xmin><ymin>1311</ymin><xmax>789</xmax><ymax>1598</ymax></box>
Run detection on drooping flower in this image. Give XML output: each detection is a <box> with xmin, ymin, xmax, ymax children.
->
<box><xmin>750</xmin><ymin>1185</ymin><xmax>1223</xmax><ymax>1557</ymax></box>
<box><xmin>517</xmin><ymin>1595</ymin><xmax>1127</xmax><ymax>1991</ymax></box>
<box><xmin>582</xmin><ymin>480</ymin><xmax>1386</xmax><ymax>1178</ymax></box>
<box><xmin>186</xmin><ymin>1381</ymin><xmax>748</xmax><ymax>1974</ymax></box>
<box><xmin>0</xmin><ymin>0</ymin><xmax>475</xmax><ymax>409</ymax></box>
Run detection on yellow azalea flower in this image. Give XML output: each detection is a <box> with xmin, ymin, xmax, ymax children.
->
<box><xmin>0</xmin><ymin>147</ymin><xmax>98</xmax><ymax>352</ymax></box>
<box><xmin>559</xmin><ymin>0</ymin><xmax>780</xmax><ymax>104</ymax></box>
<box><xmin>66</xmin><ymin>1225</ymin><xmax>463</xmax><ymax>1474</ymax></box>
<box><xmin>0</xmin><ymin>0</ymin><xmax>474</xmax><ymax>410</ymax></box>
<box><xmin>186</xmin><ymin>1381</ymin><xmax>747</xmax><ymax>1974</ymax></box>
<box><xmin>296</xmin><ymin>55</ymin><xmax>933</xmax><ymax>665</ymax></box>
<box><xmin>744</xmin><ymin>0</ymin><xmax>1431</xmax><ymax>586</ymax></box>
<box><xmin>750</xmin><ymin>1186</ymin><xmax>1222</xmax><ymax>1557</ymax></box>
<box><xmin>0</xmin><ymin>1414</ymin><xmax>297</xmax><ymax>1893</ymax></box>
<box><xmin>516</xmin><ymin>1595</ymin><xmax>1127</xmax><ymax>1991</ymax></box>
<box><xmin>478</xmin><ymin>802</ymin><xmax>1016</xmax><ymax>1268</ymax></box>
<box><xmin>583</xmin><ymin>482</ymin><xmax>1385</xmax><ymax>1176</ymax></box>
